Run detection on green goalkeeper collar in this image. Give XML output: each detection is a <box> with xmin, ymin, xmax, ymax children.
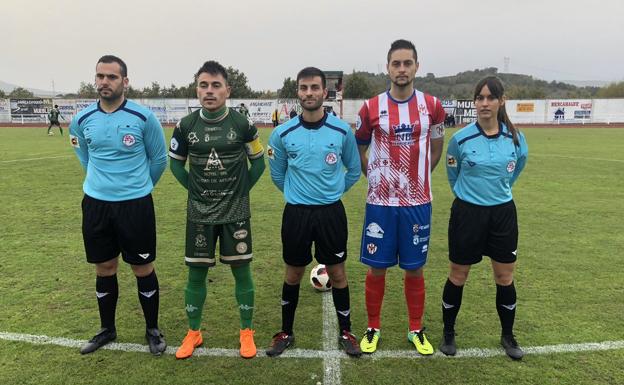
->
<box><xmin>200</xmin><ymin>106</ymin><xmax>229</xmax><ymax>123</ymax></box>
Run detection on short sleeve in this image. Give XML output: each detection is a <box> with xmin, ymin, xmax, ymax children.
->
<box><xmin>354</xmin><ymin>101</ymin><xmax>372</xmax><ymax>145</ymax></box>
<box><xmin>430</xmin><ymin>97</ymin><xmax>446</xmax><ymax>139</ymax></box>
<box><xmin>169</xmin><ymin>120</ymin><xmax>188</xmax><ymax>161</ymax></box>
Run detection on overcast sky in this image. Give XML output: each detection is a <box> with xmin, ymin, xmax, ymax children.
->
<box><xmin>1</xmin><ymin>0</ymin><xmax>623</xmax><ymax>93</ymax></box>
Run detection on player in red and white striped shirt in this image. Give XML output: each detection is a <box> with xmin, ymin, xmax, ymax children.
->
<box><xmin>355</xmin><ymin>39</ymin><xmax>445</xmax><ymax>354</ymax></box>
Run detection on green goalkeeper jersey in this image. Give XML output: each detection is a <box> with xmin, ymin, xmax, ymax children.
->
<box><xmin>169</xmin><ymin>107</ymin><xmax>264</xmax><ymax>224</ymax></box>
<box><xmin>49</xmin><ymin>108</ymin><xmax>60</xmax><ymax>121</ymax></box>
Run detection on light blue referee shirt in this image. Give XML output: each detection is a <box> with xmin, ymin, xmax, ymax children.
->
<box><xmin>69</xmin><ymin>99</ymin><xmax>167</xmax><ymax>202</ymax></box>
<box><xmin>446</xmin><ymin>121</ymin><xmax>528</xmax><ymax>206</ymax></box>
<box><xmin>268</xmin><ymin>112</ymin><xmax>361</xmax><ymax>205</ymax></box>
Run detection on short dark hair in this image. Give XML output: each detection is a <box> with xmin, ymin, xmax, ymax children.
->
<box><xmin>54</xmin><ymin>104</ymin><xmax>58</xmax><ymax>108</ymax></box>
<box><xmin>195</xmin><ymin>61</ymin><xmax>228</xmax><ymax>83</ymax></box>
<box><xmin>97</xmin><ymin>55</ymin><xmax>127</xmax><ymax>77</ymax></box>
<box><xmin>296</xmin><ymin>67</ymin><xmax>326</xmax><ymax>88</ymax></box>
<box><xmin>387</xmin><ymin>39</ymin><xmax>418</xmax><ymax>63</ymax></box>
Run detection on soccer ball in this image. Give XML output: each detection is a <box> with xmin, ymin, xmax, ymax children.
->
<box><xmin>48</xmin><ymin>132</ymin><xmax>54</xmax><ymax>136</ymax></box>
<box><xmin>310</xmin><ymin>264</ymin><xmax>332</xmax><ymax>291</ymax></box>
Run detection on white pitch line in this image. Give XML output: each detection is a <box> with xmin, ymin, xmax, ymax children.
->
<box><xmin>531</xmin><ymin>153</ymin><xmax>624</xmax><ymax>163</ymax></box>
<box><xmin>1</xmin><ymin>331</ymin><xmax>624</xmax><ymax>361</ymax></box>
<box><xmin>0</xmin><ymin>155</ymin><xmax>73</xmax><ymax>163</ymax></box>
<box><xmin>322</xmin><ymin>291</ymin><xmax>341</xmax><ymax>385</ymax></box>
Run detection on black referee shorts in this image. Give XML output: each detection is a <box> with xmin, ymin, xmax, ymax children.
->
<box><xmin>81</xmin><ymin>194</ymin><xmax>156</xmax><ymax>265</ymax></box>
<box><xmin>281</xmin><ymin>200</ymin><xmax>348</xmax><ymax>267</ymax></box>
<box><xmin>448</xmin><ymin>198</ymin><xmax>518</xmax><ymax>265</ymax></box>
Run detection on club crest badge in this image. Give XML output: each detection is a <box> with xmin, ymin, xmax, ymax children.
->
<box><xmin>507</xmin><ymin>160</ymin><xmax>516</xmax><ymax>173</ymax></box>
<box><xmin>227</xmin><ymin>128</ymin><xmax>237</xmax><ymax>141</ymax></box>
<box><xmin>236</xmin><ymin>242</ymin><xmax>248</xmax><ymax>253</ymax></box>
<box><xmin>188</xmin><ymin>132</ymin><xmax>199</xmax><ymax>145</ymax></box>
<box><xmin>195</xmin><ymin>234</ymin><xmax>207</xmax><ymax>248</ymax></box>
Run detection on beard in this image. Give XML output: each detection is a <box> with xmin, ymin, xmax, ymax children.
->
<box><xmin>390</xmin><ymin>77</ymin><xmax>413</xmax><ymax>89</ymax></box>
<box><xmin>98</xmin><ymin>86</ymin><xmax>124</xmax><ymax>102</ymax></box>
<box><xmin>299</xmin><ymin>96</ymin><xmax>323</xmax><ymax>112</ymax></box>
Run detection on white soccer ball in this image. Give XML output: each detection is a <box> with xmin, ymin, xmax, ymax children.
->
<box><xmin>48</xmin><ymin>132</ymin><xmax>54</xmax><ymax>136</ymax></box>
<box><xmin>310</xmin><ymin>264</ymin><xmax>332</xmax><ymax>291</ymax></box>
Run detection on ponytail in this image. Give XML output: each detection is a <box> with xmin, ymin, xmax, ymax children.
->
<box><xmin>498</xmin><ymin>104</ymin><xmax>519</xmax><ymax>147</ymax></box>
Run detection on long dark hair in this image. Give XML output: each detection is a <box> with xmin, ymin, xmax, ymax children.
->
<box><xmin>473</xmin><ymin>76</ymin><xmax>519</xmax><ymax>146</ymax></box>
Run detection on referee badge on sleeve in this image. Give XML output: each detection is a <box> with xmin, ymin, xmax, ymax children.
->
<box><xmin>70</xmin><ymin>135</ymin><xmax>80</xmax><ymax>148</ymax></box>
<box><xmin>267</xmin><ymin>145</ymin><xmax>275</xmax><ymax>160</ymax></box>
<box><xmin>447</xmin><ymin>155</ymin><xmax>457</xmax><ymax>167</ymax></box>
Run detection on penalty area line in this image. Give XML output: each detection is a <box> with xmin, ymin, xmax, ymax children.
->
<box><xmin>0</xmin><ymin>155</ymin><xmax>73</xmax><ymax>163</ymax></box>
<box><xmin>531</xmin><ymin>153</ymin><xmax>624</xmax><ymax>163</ymax></box>
<box><xmin>1</xmin><ymin>331</ymin><xmax>623</xmax><ymax>360</ymax></box>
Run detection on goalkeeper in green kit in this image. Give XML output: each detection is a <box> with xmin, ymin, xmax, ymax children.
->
<box><xmin>47</xmin><ymin>104</ymin><xmax>64</xmax><ymax>135</ymax></box>
<box><xmin>168</xmin><ymin>60</ymin><xmax>265</xmax><ymax>359</ymax></box>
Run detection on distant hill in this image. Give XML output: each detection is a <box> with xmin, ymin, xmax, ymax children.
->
<box><xmin>344</xmin><ymin>67</ymin><xmax>602</xmax><ymax>100</ymax></box>
<box><xmin>0</xmin><ymin>80</ymin><xmax>64</xmax><ymax>97</ymax></box>
<box><xmin>561</xmin><ymin>80</ymin><xmax>612</xmax><ymax>88</ymax></box>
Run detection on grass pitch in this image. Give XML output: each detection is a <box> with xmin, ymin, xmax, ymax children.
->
<box><xmin>0</xmin><ymin>126</ymin><xmax>623</xmax><ymax>385</ymax></box>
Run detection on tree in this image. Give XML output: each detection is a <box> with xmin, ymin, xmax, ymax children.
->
<box><xmin>258</xmin><ymin>89</ymin><xmax>278</xmax><ymax>99</ymax></box>
<box><xmin>226</xmin><ymin>66</ymin><xmax>257</xmax><ymax>98</ymax></box>
<box><xmin>177</xmin><ymin>80</ymin><xmax>197</xmax><ymax>98</ymax></box>
<box><xmin>278</xmin><ymin>77</ymin><xmax>297</xmax><ymax>98</ymax></box>
<box><xmin>596</xmin><ymin>81</ymin><xmax>624</xmax><ymax>98</ymax></box>
<box><xmin>142</xmin><ymin>82</ymin><xmax>161</xmax><ymax>98</ymax></box>
<box><xmin>343</xmin><ymin>71</ymin><xmax>374</xmax><ymax>99</ymax></box>
<box><xmin>77</xmin><ymin>82</ymin><xmax>97</xmax><ymax>98</ymax></box>
<box><xmin>161</xmin><ymin>84</ymin><xmax>180</xmax><ymax>98</ymax></box>
<box><xmin>0</xmin><ymin>89</ymin><xmax>6</xmax><ymax>98</ymax></box>
<box><xmin>126</xmin><ymin>86</ymin><xmax>141</xmax><ymax>99</ymax></box>
<box><xmin>9</xmin><ymin>87</ymin><xmax>35</xmax><ymax>98</ymax></box>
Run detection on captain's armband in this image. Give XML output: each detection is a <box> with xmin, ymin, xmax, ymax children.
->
<box><xmin>245</xmin><ymin>137</ymin><xmax>264</xmax><ymax>159</ymax></box>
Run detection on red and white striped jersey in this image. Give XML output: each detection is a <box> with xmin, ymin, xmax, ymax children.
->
<box><xmin>355</xmin><ymin>90</ymin><xmax>445</xmax><ymax>206</ymax></box>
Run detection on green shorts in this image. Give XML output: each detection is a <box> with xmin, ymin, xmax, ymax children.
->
<box><xmin>185</xmin><ymin>219</ymin><xmax>253</xmax><ymax>267</ymax></box>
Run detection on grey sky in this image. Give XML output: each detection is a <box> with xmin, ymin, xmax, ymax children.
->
<box><xmin>1</xmin><ymin>0</ymin><xmax>623</xmax><ymax>93</ymax></box>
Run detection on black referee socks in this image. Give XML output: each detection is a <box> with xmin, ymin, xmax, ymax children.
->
<box><xmin>96</xmin><ymin>274</ymin><xmax>118</xmax><ymax>330</ymax></box>
<box><xmin>496</xmin><ymin>282</ymin><xmax>517</xmax><ymax>336</ymax></box>
<box><xmin>136</xmin><ymin>270</ymin><xmax>160</xmax><ymax>329</ymax></box>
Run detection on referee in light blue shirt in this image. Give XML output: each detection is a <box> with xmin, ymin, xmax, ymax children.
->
<box><xmin>266</xmin><ymin>67</ymin><xmax>362</xmax><ymax>358</ymax></box>
<box><xmin>69</xmin><ymin>55</ymin><xmax>167</xmax><ymax>356</ymax></box>
<box><xmin>439</xmin><ymin>76</ymin><xmax>528</xmax><ymax>360</ymax></box>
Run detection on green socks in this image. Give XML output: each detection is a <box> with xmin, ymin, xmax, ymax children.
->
<box><xmin>231</xmin><ymin>263</ymin><xmax>255</xmax><ymax>329</ymax></box>
<box><xmin>184</xmin><ymin>264</ymin><xmax>255</xmax><ymax>330</ymax></box>
<box><xmin>185</xmin><ymin>266</ymin><xmax>208</xmax><ymax>330</ymax></box>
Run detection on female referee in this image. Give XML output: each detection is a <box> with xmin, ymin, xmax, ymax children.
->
<box><xmin>439</xmin><ymin>76</ymin><xmax>528</xmax><ymax>360</ymax></box>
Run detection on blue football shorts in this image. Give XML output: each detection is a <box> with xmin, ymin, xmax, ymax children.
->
<box><xmin>360</xmin><ymin>203</ymin><xmax>432</xmax><ymax>270</ymax></box>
